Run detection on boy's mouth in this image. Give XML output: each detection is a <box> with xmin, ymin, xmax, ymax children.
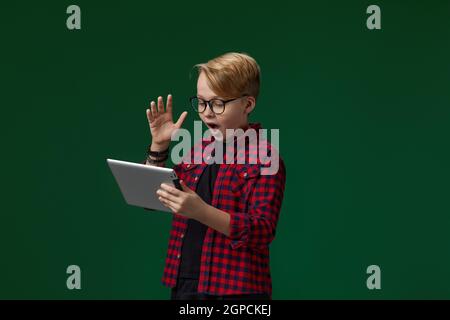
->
<box><xmin>205</xmin><ymin>122</ymin><xmax>220</xmax><ymax>130</ymax></box>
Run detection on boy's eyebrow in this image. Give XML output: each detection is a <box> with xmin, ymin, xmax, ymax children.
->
<box><xmin>197</xmin><ymin>94</ymin><xmax>221</xmax><ymax>100</ymax></box>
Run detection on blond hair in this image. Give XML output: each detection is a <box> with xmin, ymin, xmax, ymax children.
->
<box><xmin>194</xmin><ymin>52</ymin><xmax>261</xmax><ymax>101</ymax></box>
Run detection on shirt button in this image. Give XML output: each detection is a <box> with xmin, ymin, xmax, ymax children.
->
<box><xmin>180</xmin><ymin>233</ymin><xmax>184</xmax><ymax>238</ymax></box>
<box><xmin>243</xmin><ymin>172</ymin><xmax>247</xmax><ymax>177</ymax></box>
<box><xmin>194</xmin><ymin>176</ymin><xmax>198</xmax><ymax>181</ymax></box>
<box><xmin>177</xmin><ymin>254</ymin><xmax>181</xmax><ymax>259</ymax></box>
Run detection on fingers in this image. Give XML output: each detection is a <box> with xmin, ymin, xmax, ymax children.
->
<box><xmin>158</xmin><ymin>195</ymin><xmax>172</xmax><ymax>206</ymax></box>
<box><xmin>175</xmin><ymin>111</ymin><xmax>188</xmax><ymax>129</ymax></box>
<box><xmin>149</xmin><ymin>95</ymin><xmax>173</xmax><ymax>120</ymax></box>
<box><xmin>158</xmin><ymin>194</ymin><xmax>182</xmax><ymax>214</ymax></box>
<box><xmin>166</xmin><ymin>94</ymin><xmax>173</xmax><ymax>114</ymax></box>
<box><xmin>156</xmin><ymin>188</ymin><xmax>179</xmax><ymax>203</ymax></box>
<box><xmin>159</xmin><ymin>183</ymin><xmax>182</xmax><ymax>196</ymax></box>
<box><xmin>146</xmin><ymin>108</ymin><xmax>154</xmax><ymax>123</ymax></box>
<box><xmin>157</xmin><ymin>96</ymin><xmax>164</xmax><ymax>114</ymax></box>
<box><xmin>158</xmin><ymin>196</ymin><xmax>177</xmax><ymax>212</ymax></box>
<box><xmin>150</xmin><ymin>101</ymin><xmax>158</xmax><ymax>118</ymax></box>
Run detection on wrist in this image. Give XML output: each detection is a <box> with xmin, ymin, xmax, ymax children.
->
<box><xmin>151</xmin><ymin>141</ymin><xmax>170</xmax><ymax>151</ymax></box>
<box><xmin>194</xmin><ymin>201</ymin><xmax>209</xmax><ymax>223</ymax></box>
<box><xmin>146</xmin><ymin>142</ymin><xmax>170</xmax><ymax>165</ymax></box>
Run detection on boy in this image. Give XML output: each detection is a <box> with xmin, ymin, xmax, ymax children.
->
<box><xmin>144</xmin><ymin>52</ymin><xmax>286</xmax><ymax>300</ymax></box>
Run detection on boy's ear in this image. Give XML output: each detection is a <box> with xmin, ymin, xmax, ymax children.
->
<box><xmin>244</xmin><ymin>96</ymin><xmax>256</xmax><ymax>115</ymax></box>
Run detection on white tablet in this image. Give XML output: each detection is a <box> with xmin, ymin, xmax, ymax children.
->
<box><xmin>107</xmin><ymin>158</ymin><xmax>181</xmax><ymax>213</ymax></box>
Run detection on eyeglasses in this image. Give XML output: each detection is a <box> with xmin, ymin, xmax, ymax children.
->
<box><xmin>189</xmin><ymin>95</ymin><xmax>248</xmax><ymax>115</ymax></box>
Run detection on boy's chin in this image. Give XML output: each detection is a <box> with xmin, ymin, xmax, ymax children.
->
<box><xmin>206</xmin><ymin>127</ymin><xmax>239</xmax><ymax>142</ymax></box>
<box><xmin>210</xmin><ymin>129</ymin><xmax>224</xmax><ymax>141</ymax></box>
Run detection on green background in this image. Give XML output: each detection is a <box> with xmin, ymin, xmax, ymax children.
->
<box><xmin>1</xmin><ymin>0</ymin><xmax>449</xmax><ymax>299</ymax></box>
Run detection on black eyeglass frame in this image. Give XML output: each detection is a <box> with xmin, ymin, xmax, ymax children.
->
<box><xmin>189</xmin><ymin>95</ymin><xmax>248</xmax><ymax>115</ymax></box>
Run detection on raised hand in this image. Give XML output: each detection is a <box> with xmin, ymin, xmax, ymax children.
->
<box><xmin>146</xmin><ymin>94</ymin><xmax>188</xmax><ymax>148</ymax></box>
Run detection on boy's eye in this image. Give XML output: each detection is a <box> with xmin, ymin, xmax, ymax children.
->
<box><xmin>211</xmin><ymin>101</ymin><xmax>224</xmax><ymax>108</ymax></box>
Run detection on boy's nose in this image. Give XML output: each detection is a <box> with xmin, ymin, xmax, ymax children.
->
<box><xmin>203</xmin><ymin>104</ymin><xmax>215</xmax><ymax>117</ymax></box>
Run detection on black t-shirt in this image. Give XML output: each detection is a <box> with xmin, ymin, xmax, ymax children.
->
<box><xmin>178</xmin><ymin>163</ymin><xmax>220</xmax><ymax>279</ymax></box>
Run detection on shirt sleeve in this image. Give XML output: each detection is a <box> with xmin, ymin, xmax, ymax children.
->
<box><xmin>228</xmin><ymin>159</ymin><xmax>286</xmax><ymax>251</ymax></box>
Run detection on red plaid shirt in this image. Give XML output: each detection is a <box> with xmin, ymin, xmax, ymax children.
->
<box><xmin>161</xmin><ymin>123</ymin><xmax>286</xmax><ymax>297</ymax></box>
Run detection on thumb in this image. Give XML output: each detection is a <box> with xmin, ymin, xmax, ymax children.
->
<box><xmin>174</xmin><ymin>111</ymin><xmax>188</xmax><ymax>129</ymax></box>
<box><xmin>180</xmin><ymin>180</ymin><xmax>194</xmax><ymax>193</ymax></box>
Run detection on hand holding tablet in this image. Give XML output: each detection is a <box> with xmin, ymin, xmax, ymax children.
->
<box><xmin>107</xmin><ymin>158</ymin><xmax>181</xmax><ymax>213</ymax></box>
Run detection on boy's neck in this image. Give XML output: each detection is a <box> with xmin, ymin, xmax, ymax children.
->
<box><xmin>240</xmin><ymin>122</ymin><xmax>250</xmax><ymax>131</ymax></box>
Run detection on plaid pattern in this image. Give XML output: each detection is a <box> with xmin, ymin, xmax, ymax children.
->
<box><xmin>158</xmin><ymin>123</ymin><xmax>286</xmax><ymax>297</ymax></box>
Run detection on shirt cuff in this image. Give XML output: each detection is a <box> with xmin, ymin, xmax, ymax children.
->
<box><xmin>228</xmin><ymin>211</ymin><xmax>250</xmax><ymax>249</ymax></box>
